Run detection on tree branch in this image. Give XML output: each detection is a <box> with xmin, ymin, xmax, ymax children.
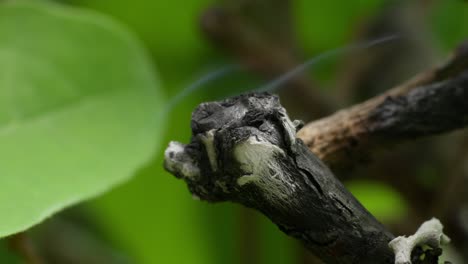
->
<box><xmin>164</xmin><ymin>93</ymin><xmax>395</xmax><ymax>264</ymax></box>
<box><xmin>7</xmin><ymin>232</ymin><xmax>43</xmax><ymax>264</ymax></box>
<box><xmin>297</xmin><ymin>41</ymin><xmax>468</xmax><ymax>172</ymax></box>
<box><xmin>163</xmin><ymin>42</ymin><xmax>467</xmax><ymax>263</ymax></box>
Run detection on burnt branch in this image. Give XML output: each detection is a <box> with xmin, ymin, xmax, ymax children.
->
<box><xmin>162</xmin><ymin>43</ymin><xmax>468</xmax><ymax>264</ymax></box>
<box><xmin>164</xmin><ymin>93</ymin><xmax>396</xmax><ymax>264</ymax></box>
<box><xmin>297</xmin><ymin>41</ymin><xmax>468</xmax><ymax>172</ymax></box>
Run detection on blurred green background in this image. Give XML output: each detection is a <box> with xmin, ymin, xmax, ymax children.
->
<box><xmin>1</xmin><ymin>0</ymin><xmax>467</xmax><ymax>263</ymax></box>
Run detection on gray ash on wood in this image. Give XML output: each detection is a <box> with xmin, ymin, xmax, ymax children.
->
<box><xmin>164</xmin><ymin>93</ymin><xmax>395</xmax><ymax>264</ymax></box>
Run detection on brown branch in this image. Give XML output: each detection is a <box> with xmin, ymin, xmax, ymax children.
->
<box><xmin>297</xmin><ymin>41</ymin><xmax>468</xmax><ymax>172</ymax></box>
<box><xmin>7</xmin><ymin>232</ymin><xmax>44</xmax><ymax>264</ymax></box>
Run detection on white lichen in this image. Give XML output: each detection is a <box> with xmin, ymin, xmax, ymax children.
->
<box><xmin>234</xmin><ymin>136</ymin><xmax>297</xmax><ymax>203</ymax></box>
<box><xmin>215</xmin><ymin>180</ymin><xmax>230</xmax><ymax>193</ymax></box>
<box><xmin>199</xmin><ymin>129</ymin><xmax>218</xmax><ymax>172</ymax></box>
<box><xmin>164</xmin><ymin>141</ymin><xmax>200</xmax><ymax>180</ymax></box>
<box><xmin>388</xmin><ymin>218</ymin><xmax>451</xmax><ymax>264</ymax></box>
<box><xmin>279</xmin><ymin>113</ymin><xmax>299</xmax><ymax>150</ymax></box>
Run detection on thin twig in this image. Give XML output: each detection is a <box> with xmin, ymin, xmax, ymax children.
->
<box><xmin>297</xmin><ymin>41</ymin><xmax>468</xmax><ymax>173</ymax></box>
<box><xmin>7</xmin><ymin>232</ymin><xmax>44</xmax><ymax>264</ymax></box>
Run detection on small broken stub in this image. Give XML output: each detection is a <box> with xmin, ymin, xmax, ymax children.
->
<box><xmin>163</xmin><ymin>92</ymin><xmax>303</xmax><ymax>204</ymax></box>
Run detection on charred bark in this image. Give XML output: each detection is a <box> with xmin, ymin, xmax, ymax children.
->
<box><xmin>164</xmin><ymin>93</ymin><xmax>395</xmax><ymax>264</ymax></box>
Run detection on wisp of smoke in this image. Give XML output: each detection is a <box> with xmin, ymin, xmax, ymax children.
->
<box><xmin>254</xmin><ymin>35</ymin><xmax>399</xmax><ymax>93</ymax></box>
<box><xmin>163</xmin><ymin>64</ymin><xmax>241</xmax><ymax>115</ymax></box>
<box><xmin>164</xmin><ymin>34</ymin><xmax>399</xmax><ymax>114</ymax></box>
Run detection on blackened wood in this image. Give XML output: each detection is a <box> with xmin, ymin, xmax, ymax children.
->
<box><xmin>164</xmin><ymin>93</ymin><xmax>395</xmax><ymax>264</ymax></box>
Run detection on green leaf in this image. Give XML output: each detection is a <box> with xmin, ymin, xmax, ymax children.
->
<box><xmin>65</xmin><ymin>1</ymin><xmax>250</xmax><ymax>263</ymax></box>
<box><xmin>66</xmin><ymin>0</ymin><xmax>215</xmax><ymax>79</ymax></box>
<box><xmin>0</xmin><ymin>1</ymin><xmax>164</xmax><ymax>238</ymax></box>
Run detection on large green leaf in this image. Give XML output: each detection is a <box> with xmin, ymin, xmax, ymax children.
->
<box><xmin>62</xmin><ymin>1</ymin><xmax>247</xmax><ymax>263</ymax></box>
<box><xmin>0</xmin><ymin>1</ymin><xmax>164</xmax><ymax>238</ymax></box>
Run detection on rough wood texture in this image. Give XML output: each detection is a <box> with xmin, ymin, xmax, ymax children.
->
<box><xmin>297</xmin><ymin>42</ymin><xmax>468</xmax><ymax>172</ymax></box>
<box><xmin>163</xmin><ymin>41</ymin><xmax>467</xmax><ymax>264</ymax></box>
<box><xmin>164</xmin><ymin>93</ymin><xmax>395</xmax><ymax>264</ymax></box>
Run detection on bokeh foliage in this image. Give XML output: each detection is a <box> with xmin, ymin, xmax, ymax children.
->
<box><xmin>1</xmin><ymin>0</ymin><xmax>467</xmax><ymax>263</ymax></box>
